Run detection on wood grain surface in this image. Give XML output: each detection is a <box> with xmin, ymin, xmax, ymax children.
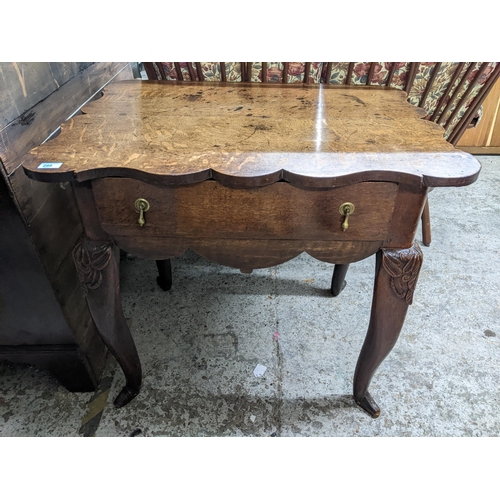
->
<box><xmin>108</xmin><ymin>235</ymin><xmax>383</xmax><ymax>268</ymax></box>
<box><xmin>93</xmin><ymin>178</ymin><xmax>397</xmax><ymax>241</ymax></box>
<box><xmin>22</xmin><ymin>81</ymin><xmax>481</xmax><ymax>188</ymax></box>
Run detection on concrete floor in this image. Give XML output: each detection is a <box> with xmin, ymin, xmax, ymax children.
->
<box><xmin>1</xmin><ymin>155</ymin><xmax>499</xmax><ymax>437</ymax></box>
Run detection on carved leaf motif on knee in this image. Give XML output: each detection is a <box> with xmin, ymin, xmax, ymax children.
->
<box><xmin>381</xmin><ymin>244</ymin><xmax>423</xmax><ymax>305</ymax></box>
<box><xmin>73</xmin><ymin>240</ymin><xmax>113</xmax><ymax>296</ymax></box>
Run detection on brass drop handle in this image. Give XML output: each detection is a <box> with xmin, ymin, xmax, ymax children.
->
<box><xmin>339</xmin><ymin>202</ymin><xmax>355</xmax><ymax>231</ymax></box>
<box><xmin>134</xmin><ymin>198</ymin><xmax>150</xmax><ymax>227</ymax></box>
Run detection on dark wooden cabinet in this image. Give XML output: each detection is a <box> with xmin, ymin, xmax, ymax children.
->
<box><xmin>0</xmin><ymin>62</ymin><xmax>133</xmax><ymax>390</ymax></box>
<box><xmin>0</xmin><ymin>174</ymin><xmax>103</xmax><ymax>390</ymax></box>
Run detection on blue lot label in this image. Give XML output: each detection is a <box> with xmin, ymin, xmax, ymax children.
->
<box><xmin>37</xmin><ymin>162</ymin><xmax>63</xmax><ymax>169</ymax></box>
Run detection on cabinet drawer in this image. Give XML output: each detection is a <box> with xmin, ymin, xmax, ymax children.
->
<box><xmin>93</xmin><ymin>178</ymin><xmax>398</xmax><ymax>241</ymax></box>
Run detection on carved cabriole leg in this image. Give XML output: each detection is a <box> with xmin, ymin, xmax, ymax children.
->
<box><xmin>73</xmin><ymin>239</ymin><xmax>142</xmax><ymax>407</ymax></box>
<box><xmin>353</xmin><ymin>242</ymin><xmax>423</xmax><ymax>418</ymax></box>
<box><xmin>331</xmin><ymin>264</ymin><xmax>349</xmax><ymax>296</ymax></box>
<box><xmin>72</xmin><ymin>182</ymin><xmax>141</xmax><ymax>408</ymax></box>
<box><xmin>156</xmin><ymin>259</ymin><xmax>172</xmax><ymax>291</ymax></box>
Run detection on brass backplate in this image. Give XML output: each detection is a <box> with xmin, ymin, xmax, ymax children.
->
<box><xmin>339</xmin><ymin>202</ymin><xmax>355</xmax><ymax>215</ymax></box>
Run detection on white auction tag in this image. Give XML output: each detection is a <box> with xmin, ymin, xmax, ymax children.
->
<box><xmin>37</xmin><ymin>162</ymin><xmax>63</xmax><ymax>169</ymax></box>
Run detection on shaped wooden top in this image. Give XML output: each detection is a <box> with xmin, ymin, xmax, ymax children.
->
<box><xmin>22</xmin><ymin>81</ymin><xmax>481</xmax><ymax>188</ymax></box>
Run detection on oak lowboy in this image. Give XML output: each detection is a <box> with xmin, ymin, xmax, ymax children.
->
<box><xmin>22</xmin><ymin>80</ymin><xmax>481</xmax><ymax>417</ymax></box>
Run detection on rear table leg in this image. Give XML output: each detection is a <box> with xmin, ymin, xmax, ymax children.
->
<box><xmin>156</xmin><ymin>259</ymin><xmax>172</xmax><ymax>291</ymax></box>
<box><xmin>421</xmin><ymin>199</ymin><xmax>431</xmax><ymax>246</ymax></box>
<box><xmin>331</xmin><ymin>264</ymin><xmax>349</xmax><ymax>296</ymax></box>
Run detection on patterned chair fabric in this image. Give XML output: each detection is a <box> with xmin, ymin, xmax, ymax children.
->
<box><xmin>147</xmin><ymin>62</ymin><xmax>500</xmax><ymax>144</ymax></box>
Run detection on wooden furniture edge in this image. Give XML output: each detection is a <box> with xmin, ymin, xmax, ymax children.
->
<box><xmin>458</xmin><ymin>146</ymin><xmax>500</xmax><ymax>155</ymax></box>
<box><xmin>22</xmin><ymin>153</ymin><xmax>481</xmax><ymax>189</ymax></box>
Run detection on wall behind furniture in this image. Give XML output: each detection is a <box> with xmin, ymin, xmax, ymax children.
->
<box><xmin>457</xmin><ymin>77</ymin><xmax>500</xmax><ymax>153</ymax></box>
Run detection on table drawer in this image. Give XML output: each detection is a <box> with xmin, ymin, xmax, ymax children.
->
<box><xmin>93</xmin><ymin>178</ymin><xmax>398</xmax><ymax>241</ymax></box>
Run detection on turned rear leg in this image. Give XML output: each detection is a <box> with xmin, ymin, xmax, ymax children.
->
<box><xmin>331</xmin><ymin>264</ymin><xmax>349</xmax><ymax>296</ymax></box>
<box><xmin>156</xmin><ymin>259</ymin><xmax>172</xmax><ymax>291</ymax></box>
<box><xmin>421</xmin><ymin>199</ymin><xmax>431</xmax><ymax>247</ymax></box>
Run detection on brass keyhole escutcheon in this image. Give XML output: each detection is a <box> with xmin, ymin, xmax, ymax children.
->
<box><xmin>134</xmin><ymin>198</ymin><xmax>150</xmax><ymax>227</ymax></box>
<box><xmin>339</xmin><ymin>202</ymin><xmax>355</xmax><ymax>231</ymax></box>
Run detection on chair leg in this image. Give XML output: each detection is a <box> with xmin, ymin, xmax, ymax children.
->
<box><xmin>421</xmin><ymin>199</ymin><xmax>431</xmax><ymax>247</ymax></box>
<box><xmin>331</xmin><ymin>264</ymin><xmax>349</xmax><ymax>296</ymax></box>
<box><xmin>156</xmin><ymin>259</ymin><xmax>172</xmax><ymax>291</ymax></box>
